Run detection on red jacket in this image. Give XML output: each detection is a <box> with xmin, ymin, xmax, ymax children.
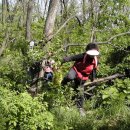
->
<box><xmin>63</xmin><ymin>53</ymin><xmax>98</xmax><ymax>80</ymax></box>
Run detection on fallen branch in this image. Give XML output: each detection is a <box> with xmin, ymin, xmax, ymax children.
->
<box><xmin>84</xmin><ymin>73</ymin><xmax>125</xmax><ymax>92</ymax></box>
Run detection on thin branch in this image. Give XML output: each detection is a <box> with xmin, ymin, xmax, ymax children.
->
<box><xmin>90</xmin><ymin>28</ymin><xmax>95</xmax><ymax>43</ymax></box>
<box><xmin>95</xmin><ymin>31</ymin><xmax>130</xmax><ymax>44</ymax></box>
<box><xmin>75</xmin><ymin>16</ymin><xmax>82</xmax><ymax>26</ymax></box>
<box><xmin>46</xmin><ymin>15</ymin><xmax>82</xmax><ymax>42</ymax></box>
<box><xmin>63</xmin><ymin>31</ymin><xmax>130</xmax><ymax>49</ymax></box>
<box><xmin>52</xmin><ymin>15</ymin><xmax>75</xmax><ymax>39</ymax></box>
<box><xmin>54</xmin><ymin>16</ymin><xmax>75</xmax><ymax>37</ymax></box>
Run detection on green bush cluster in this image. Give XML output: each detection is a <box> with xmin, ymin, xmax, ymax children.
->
<box><xmin>0</xmin><ymin>87</ymin><xmax>54</xmax><ymax>130</ymax></box>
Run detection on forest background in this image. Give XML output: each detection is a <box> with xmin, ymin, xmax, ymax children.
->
<box><xmin>0</xmin><ymin>0</ymin><xmax>130</xmax><ymax>130</ymax></box>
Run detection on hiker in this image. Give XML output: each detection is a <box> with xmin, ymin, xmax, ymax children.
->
<box><xmin>39</xmin><ymin>52</ymin><xmax>55</xmax><ymax>82</ymax></box>
<box><xmin>43</xmin><ymin>59</ymin><xmax>55</xmax><ymax>82</ymax></box>
<box><xmin>61</xmin><ymin>43</ymin><xmax>99</xmax><ymax>115</ymax></box>
<box><xmin>28</xmin><ymin>54</ymin><xmax>55</xmax><ymax>95</ymax></box>
<box><xmin>29</xmin><ymin>61</ymin><xmax>41</xmax><ymax>81</ymax></box>
<box><xmin>28</xmin><ymin>51</ymin><xmax>55</xmax><ymax>83</ymax></box>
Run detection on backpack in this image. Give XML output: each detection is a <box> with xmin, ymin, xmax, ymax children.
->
<box><xmin>43</xmin><ymin>59</ymin><xmax>55</xmax><ymax>81</ymax></box>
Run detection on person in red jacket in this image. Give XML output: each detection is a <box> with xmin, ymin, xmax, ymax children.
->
<box><xmin>61</xmin><ymin>43</ymin><xmax>99</xmax><ymax>115</ymax></box>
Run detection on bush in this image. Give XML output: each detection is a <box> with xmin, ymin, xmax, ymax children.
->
<box><xmin>0</xmin><ymin>87</ymin><xmax>54</xmax><ymax>130</ymax></box>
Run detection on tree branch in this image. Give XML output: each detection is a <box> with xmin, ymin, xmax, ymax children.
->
<box><xmin>63</xmin><ymin>31</ymin><xmax>130</xmax><ymax>49</ymax></box>
<box><xmin>46</xmin><ymin>15</ymin><xmax>82</xmax><ymax>42</ymax></box>
<box><xmin>53</xmin><ymin>16</ymin><xmax>75</xmax><ymax>38</ymax></box>
<box><xmin>95</xmin><ymin>31</ymin><xmax>130</xmax><ymax>44</ymax></box>
<box><xmin>84</xmin><ymin>73</ymin><xmax>125</xmax><ymax>92</ymax></box>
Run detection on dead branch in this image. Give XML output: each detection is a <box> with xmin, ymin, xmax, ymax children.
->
<box><xmin>63</xmin><ymin>31</ymin><xmax>130</xmax><ymax>50</ymax></box>
<box><xmin>84</xmin><ymin>73</ymin><xmax>125</xmax><ymax>92</ymax></box>
<box><xmin>95</xmin><ymin>31</ymin><xmax>130</xmax><ymax>44</ymax></box>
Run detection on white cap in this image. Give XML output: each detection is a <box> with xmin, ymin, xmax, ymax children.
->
<box><xmin>86</xmin><ymin>49</ymin><xmax>99</xmax><ymax>56</ymax></box>
<box><xmin>30</xmin><ymin>41</ymin><xmax>35</xmax><ymax>47</ymax></box>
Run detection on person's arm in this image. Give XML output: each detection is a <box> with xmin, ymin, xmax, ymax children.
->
<box><xmin>61</xmin><ymin>53</ymin><xmax>84</xmax><ymax>64</ymax></box>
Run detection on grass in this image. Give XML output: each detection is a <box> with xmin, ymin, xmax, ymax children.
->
<box><xmin>51</xmin><ymin>98</ymin><xmax>130</xmax><ymax>130</ymax></box>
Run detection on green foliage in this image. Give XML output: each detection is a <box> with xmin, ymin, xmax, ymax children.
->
<box><xmin>0</xmin><ymin>50</ymin><xmax>28</xmax><ymax>92</ymax></box>
<box><xmin>10</xmin><ymin>38</ymin><xmax>29</xmax><ymax>55</ymax></box>
<box><xmin>53</xmin><ymin>69</ymin><xmax>63</xmax><ymax>86</ymax></box>
<box><xmin>95</xmin><ymin>78</ymin><xmax>130</xmax><ymax>107</ymax></box>
<box><xmin>114</xmin><ymin>78</ymin><xmax>130</xmax><ymax>101</ymax></box>
<box><xmin>52</xmin><ymin>106</ymin><xmax>88</xmax><ymax>130</ymax></box>
<box><xmin>31</xmin><ymin>19</ymin><xmax>44</xmax><ymax>40</ymax></box>
<box><xmin>0</xmin><ymin>87</ymin><xmax>54</xmax><ymax>130</ymax></box>
<box><xmin>101</xmin><ymin>86</ymin><xmax>121</xmax><ymax>105</ymax></box>
<box><xmin>52</xmin><ymin>99</ymin><xmax>130</xmax><ymax>130</ymax></box>
<box><xmin>1</xmin><ymin>0</ymin><xmax>130</xmax><ymax>129</ymax></box>
<box><xmin>41</xmin><ymin>82</ymin><xmax>75</xmax><ymax>109</ymax></box>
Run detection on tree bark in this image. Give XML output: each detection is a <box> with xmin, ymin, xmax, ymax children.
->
<box><xmin>82</xmin><ymin>0</ymin><xmax>86</xmax><ymax>23</ymax></box>
<box><xmin>44</xmin><ymin>0</ymin><xmax>59</xmax><ymax>42</ymax></box>
<box><xmin>0</xmin><ymin>31</ymin><xmax>9</xmax><ymax>56</ymax></box>
<box><xmin>62</xmin><ymin>0</ymin><xmax>68</xmax><ymax>19</ymax></box>
<box><xmin>25</xmin><ymin>0</ymin><xmax>34</xmax><ymax>41</ymax></box>
<box><xmin>20</xmin><ymin>0</ymin><xmax>27</xmax><ymax>27</ymax></box>
<box><xmin>2</xmin><ymin>0</ymin><xmax>6</xmax><ymax>24</ymax></box>
<box><xmin>43</xmin><ymin>0</ymin><xmax>48</xmax><ymax>18</ymax></box>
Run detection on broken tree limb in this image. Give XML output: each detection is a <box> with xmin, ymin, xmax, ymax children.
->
<box><xmin>84</xmin><ymin>73</ymin><xmax>125</xmax><ymax>92</ymax></box>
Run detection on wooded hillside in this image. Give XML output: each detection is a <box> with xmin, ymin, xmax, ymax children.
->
<box><xmin>0</xmin><ymin>0</ymin><xmax>130</xmax><ymax>130</ymax></box>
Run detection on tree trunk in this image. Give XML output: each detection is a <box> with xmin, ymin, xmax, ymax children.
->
<box><xmin>0</xmin><ymin>30</ymin><xmax>9</xmax><ymax>56</ymax></box>
<box><xmin>62</xmin><ymin>0</ymin><xmax>68</xmax><ymax>19</ymax></box>
<box><xmin>2</xmin><ymin>0</ymin><xmax>6</xmax><ymax>24</ymax></box>
<box><xmin>82</xmin><ymin>0</ymin><xmax>86</xmax><ymax>23</ymax></box>
<box><xmin>2</xmin><ymin>0</ymin><xmax>11</xmax><ymax>24</ymax></box>
<box><xmin>43</xmin><ymin>0</ymin><xmax>48</xmax><ymax>18</ymax></box>
<box><xmin>20</xmin><ymin>0</ymin><xmax>27</xmax><ymax>27</ymax></box>
<box><xmin>25</xmin><ymin>0</ymin><xmax>34</xmax><ymax>41</ymax></box>
<box><xmin>44</xmin><ymin>0</ymin><xmax>59</xmax><ymax>42</ymax></box>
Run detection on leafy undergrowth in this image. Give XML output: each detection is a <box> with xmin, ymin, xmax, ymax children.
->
<box><xmin>52</xmin><ymin>99</ymin><xmax>130</xmax><ymax>130</ymax></box>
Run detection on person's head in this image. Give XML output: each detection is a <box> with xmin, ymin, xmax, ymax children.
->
<box><xmin>85</xmin><ymin>43</ymin><xmax>99</xmax><ymax>57</ymax></box>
